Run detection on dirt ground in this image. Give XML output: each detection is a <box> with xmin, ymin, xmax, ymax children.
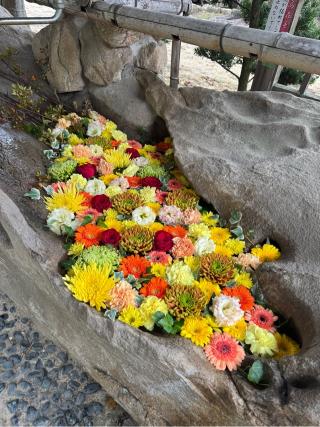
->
<box><xmin>25</xmin><ymin>1</ymin><xmax>319</xmax><ymax>96</ymax></box>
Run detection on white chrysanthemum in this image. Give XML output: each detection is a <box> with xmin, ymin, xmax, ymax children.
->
<box><xmin>67</xmin><ymin>174</ymin><xmax>87</xmax><ymax>191</ymax></box>
<box><xmin>87</xmin><ymin>121</ymin><xmax>103</xmax><ymax>137</ymax></box>
<box><xmin>89</xmin><ymin>144</ymin><xmax>104</xmax><ymax>157</ymax></box>
<box><xmin>133</xmin><ymin>156</ymin><xmax>149</xmax><ymax>167</ymax></box>
<box><xmin>132</xmin><ymin>206</ymin><xmax>156</xmax><ymax>226</ymax></box>
<box><xmin>195</xmin><ymin>236</ymin><xmax>216</xmax><ymax>256</ymax></box>
<box><xmin>84</xmin><ymin>178</ymin><xmax>106</xmax><ymax>195</ymax></box>
<box><xmin>211</xmin><ymin>295</ymin><xmax>244</xmax><ymax>327</ymax></box>
<box><xmin>52</xmin><ymin>127</ymin><xmax>64</xmax><ymax>138</ymax></box>
<box><xmin>47</xmin><ymin>208</ymin><xmax>75</xmax><ymax>235</ymax></box>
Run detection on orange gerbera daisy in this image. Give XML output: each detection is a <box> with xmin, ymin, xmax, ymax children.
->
<box><xmin>126</xmin><ymin>176</ymin><xmax>142</xmax><ymax>188</ymax></box>
<box><xmin>75</xmin><ymin>223</ymin><xmax>103</xmax><ymax>248</ymax></box>
<box><xmin>140</xmin><ymin>277</ymin><xmax>168</xmax><ymax>299</ymax></box>
<box><xmin>120</xmin><ymin>255</ymin><xmax>151</xmax><ymax>279</ymax></box>
<box><xmin>222</xmin><ymin>285</ymin><xmax>254</xmax><ymax>312</ymax></box>
<box><xmin>163</xmin><ymin>225</ymin><xmax>187</xmax><ymax>238</ymax></box>
<box><xmin>80</xmin><ymin>191</ymin><xmax>93</xmax><ymax>207</ymax></box>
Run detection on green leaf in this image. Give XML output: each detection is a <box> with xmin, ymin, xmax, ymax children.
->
<box><xmin>63</xmin><ymin>225</ymin><xmax>75</xmax><ymax>238</ymax></box>
<box><xmin>248</xmin><ymin>360</ymin><xmax>264</xmax><ymax>384</ymax></box>
<box><xmin>24</xmin><ymin>188</ymin><xmax>41</xmax><ymax>200</ymax></box>
<box><xmin>59</xmin><ymin>256</ymin><xmax>76</xmax><ymax>272</ymax></box>
<box><xmin>231</xmin><ymin>226</ymin><xmax>244</xmax><ymax>240</ymax></box>
<box><xmin>158</xmin><ymin>314</ymin><xmax>174</xmax><ymax>333</ymax></box>
<box><xmin>81</xmin><ymin>215</ymin><xmax>93</xmax><ymax>226</ymax></box>
<box><xmin>105</xmin><ymin>309</ymin><xmax>118</xmax><ymax>321</ymax></box>
<box><xmin>152</xmin><ymin>311</ymin><xmax>165</xmax><ymax>323</ymax></box>
<box><xmin>229</xmin><ymin>210</ymin><xmax>242</xmax><ymax>225</ymax></box>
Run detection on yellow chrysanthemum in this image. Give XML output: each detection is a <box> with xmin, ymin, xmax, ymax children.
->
<box><xmin>143</xmin><ymin>144</ymin><xmax>156</xmax><ymax>153</ymax></box>
<box><xmin>111</xmin><ymin>129</ymin><xmax>127</xmax><ymax>143</ymax></box>
<box><xmin>104</xmin><ymin>150</ymin><xmax>131</xmax><ymax>169</ymax></box>
<box><xmin>274</xmin><ymin>333</ymin><xmax>299</xmax><ymax>359</ymax></box>
<box><xmin>147</xmin><ymin>203</ymin><xmax>162</xmax><ymax>215</ymax></box>
<box><xmin>205</xmin><ymin>315</ymin><xmax>221</xmax><ymax>330</ymax></box>
<box><xmin>64</xmin><ymin>263</ymin><xmax>115</xmax><ymax>311</ymax></box>
<box><xmin>68</xmin><ymin>242</ymin><xmax>85</xmax><ymax>257</ymax></box>
<box><xmin>251</xmin><ymin>244</ymin><xmax>281</xmax><ymax>262</ymax></box>
<box><xmin>122</xmin><ymin>220</ymin><xmax>136</xmax><ymax>229</ymax></box>
<box><xmin>62</xmin><ymin>145</ymin><xmax>73</xmax><ymax>157</ymax></box>
<box><xmin>68</xmin><ymin>134</ymin><xmax>83</xmax><ymax>145</ymax></box>
<box><xmin>211</xmin><ymin>227</ymin><xmax>231</xmax><ymax>244</ymax></box>
<box><xmin>245</xmin><ymin>324</ymin><xmax>278</xmax><ymax>356</ymax></box>
<box><xmin>184</xmin><ymin>256</ymin><xmax>200</xmax><ymax>275</ymax></box>
<box><xmin>214</xmin><ymin>245</ymin><xmax>233</xmax><ymax>258</ymax></box>
<box><xmin>195</xmin><ymin>278</ymin><xmax>220</xmax><ymax>304</ymax></box>
<box><xmin>45</xmin><ymin>184</ymin><xmax>86</xmax><ymax>213</ymax></box>
<box><xmin>224</xmin><ymin>239</ymin><xmax>246</xmax><ymax>255</ymax></box>
<box><xmin>151</xmin><ymin>263</ymin><xmax>166</xmax><ymax>278</ymax></box>
<box><xmin>118</xmin><ymin>305</ymin><xmax>144</xmax><ymax>328</ymax></box>
<box><xmin>101</xmin><ymin>121</ymin><xmax>117</xmax><ymax>141</ymax></box>
<box><xmin>223</xmin><ymin>318</ymin><xmax>247</xmax><ymax>341</ymax></box>
<box><xmin>201</xmin><ymin>212</ymin><xmax>218</xmax><ymax>227</ymax></box>
<box><xmin>180</xmin><ymin>316</ymin><xmax>213</xmax><ymax>347</ymax></box>
<box><xmin>122</xmin><ymin>164</ymin><xmax>139</xmax><ymax>177</ymax></box>
<box><xmin>234</xmin><ymin>272</ymin><xmax>253</xmax><ymax>289</ymax></box>
<box><xmin>74</xmin><ymin>156</ymin><xmax>91</xmax><ymax>165</ymax></box>
<box><xmin>104</xmin><ymin>219</ymin><xmax>123</xmax><ymax>233</ymax></box>
<box><xmin>100</xmin><ymin>174</ymin><xmax>119</xmax><ymax>185</ymax></box>
<box><xmin>139</xmin><ymin>296</ymin><xmax>168</xmax><ymax>331</ymax></box>
<box><xmin>188</xmin><ymin>223</ymin><xmax>211</xmax><ymax>239</ymax></box>
<box><xmin>140</xmin><ymin>187</ymin><xmax>157</xmax><ymax>203</ymax></box>
<box><xmin>105</xmin><ymin>185</ymin><xmax>122</xmax><ymax>198</ymax></box>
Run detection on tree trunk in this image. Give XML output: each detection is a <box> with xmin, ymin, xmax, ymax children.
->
<box><xmin>238</xmin><ymin>0</ymin><xmax>265</xmax><ymax>91</ymax></box>
<box><xmin>1</xmin><ymin>0</ymin><xmax>26</xmax><ymax>17</ymax></box>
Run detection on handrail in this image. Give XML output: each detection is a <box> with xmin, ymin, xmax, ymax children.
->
<box><xmin>0</xmin><ymin>0</ymin><xmax>64</xmax><ymax>25</ymax></box>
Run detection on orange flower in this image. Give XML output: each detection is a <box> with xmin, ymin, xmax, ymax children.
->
<box><xmin>140</xmin><ymin>277</ymin><xmax>168</xmax><ymax>299</ymax></box>
<box><xmin>75</xmin><ymin>223</ymin><xmax>103</xmax><ymax>247</ymax></box>
<box><xmin>222</xmin><ymin>286</ymin><xmax>254</xmax><ymax>312</ymax></box>
<box><xmin>163</xmin><ymin>225</ymin><xmax>187</xmax><ymax>238</ymax></box>
<box><xmin>111</xmin><ymin>140</ymin><xmax>121</xmax><ymax>148</ymax></box>
<box><xmin>120</xmin><ymin>255</ymin><xmax>151</xmax><ymax>279</ymax></box>
<box><xmin>80</xmin><ymin>191</ymin><xmax>93</xmax><ymax>207</ymax></box>
<box><xmin>126</xmin><ymin>176</ymin><xmax>142</xmax><ymax>188</ymax></box>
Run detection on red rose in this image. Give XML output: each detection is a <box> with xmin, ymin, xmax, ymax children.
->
<box><xmin>153</xmin><ymin>230</ymin><xmax>173</xmax><ymax>252</ymax></box>
<box><xmin>141</xmin><ymin>176</ymin><xmax>162</xmax><ymax>189</ymax></box>
<box><xmin>91</xmin><ymin>194</ymin><xmax>112</xmax><ymax>212</ymax></box>
<box><xmin>125</xmin><ymin>147</ymin><xmax>140</xmax><ymax>159</ymax></box>
<box><xmin>76</xmin><ymin>163</ymin><xmax>96</xmax><ymax>179</ymax></box>
<box><xmin>100</xmin><ymin>229</ymin><xmax>121</xmax><ymax>247</ymax></box>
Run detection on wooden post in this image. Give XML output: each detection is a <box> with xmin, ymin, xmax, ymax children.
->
<box><xmin>170</xmin><ymin>36</ymin><xmax>181</xmax><ymax>89</ymax></box>
<box><xmin>251</xmin><ymin>0</ymin><xmax>305</xmax><ymax>91</ymax></box>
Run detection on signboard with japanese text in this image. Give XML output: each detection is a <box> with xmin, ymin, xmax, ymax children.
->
<box><xmin>265</xmin><ymin>0</ymin><xmax>301</xmax><ymax>32</ymax></box>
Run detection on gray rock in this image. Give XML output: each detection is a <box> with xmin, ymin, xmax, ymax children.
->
<box><xmin>136</xmin><ymin>69</ymin><xmax>320</xmax><ymax>425</ymax></box>
<box><xmin>32</xmin><ymin>16</ymin><xmax>84</xmax><ymax>93</ymax></box>
<box><xmin>89</xmin><ymin>77</ymin><xmax>167</xmax><ymax>141</ymax></box>
<box><xmin>135</xmin><ymin>41</ymin><xmax>167</xmax><ymax>74</ymax></box>
<box><xmin>79</xmin><ymin>21</ymin><xmax>132</xmax><ymax>86</ymax></box>
<box><xmin>91</xmin><ymin>20</ymin><xmax>142</xmax><ymax>48</ymax></box>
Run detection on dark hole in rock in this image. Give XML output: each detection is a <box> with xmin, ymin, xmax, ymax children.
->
<box><xmin>289</xmin><ymin>376</ymin><xmax>320</xmax><ymax>390</ymax></box>
<box><xmin>0</xmin><ymin>222</ymin><xmax>13</xmax><ymax>249</ymax></box>
<box><xmin>275</xmin><ymin>313</ymin><xmax>302</xmax><ymax>348</ymax></box>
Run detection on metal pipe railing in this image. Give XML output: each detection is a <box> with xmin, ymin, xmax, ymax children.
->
<box><xmin>0</xmin><ymin>0</ymin><xmax>64</xmax><ymax>25</ymax></box>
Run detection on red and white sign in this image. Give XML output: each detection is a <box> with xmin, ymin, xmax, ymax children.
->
<box><xmin>265</xmin><ymin>0</ymin><xmax>301</xmax><ymax>33</ymax></box>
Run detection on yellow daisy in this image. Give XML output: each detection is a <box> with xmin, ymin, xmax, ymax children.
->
<box><xmin>211</xmin><ymin>227</ymin><xmax>231</xmax><ymax>244</ymax></box>
<box><xmin>180</xmin><ymin>316</ymin><xmax>213</xmax><ymax>347</ymax></box>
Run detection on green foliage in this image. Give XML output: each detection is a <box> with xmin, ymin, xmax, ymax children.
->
<box><xmin>195</xmin><ymin>0</ymin><xmax>320</xmax><ymax>88</ymax></box>
<box><xmin>247</xmin><ymin>360</ymin><xmax>264</xmax><ymax>384</ymax></box>
<box><xmin>152</xmin><ymin>311</ymin><xmax>183</xmax><ymax>334</ymax></box>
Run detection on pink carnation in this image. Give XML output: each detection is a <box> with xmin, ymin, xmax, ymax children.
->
<box><xmin>72</xmin><ymin>144</ymin><xmax>92</xmax><ymax>159</ymax></box>
<box><xmin>149</xmin><ymin>251</ymin><xmax>172</xmax><ymax>265</ymax></box>
<box><xmin>156</xmin><ymin>190</ymin><xmax>168</xmax><ymax>204</ymax></box>
<box><xmin>167</xmin><ymin>179</ymin><xmax>183</xmax><ymax>191</ymax></box>
<box><xmin>158</xmin><ymin>205</ymin><xmax>183</xmax><ymax>225</ymax></box>
<box><xmin>171</xmin><ymin>237</ymin><xmax>195</xmax><ymax>258</ymax></box>
<box><xmin>76</xmin><ymin>208</ymin><xmax>102</xmax><ymax>223</ymax></box>
<box><xmin>97</xmin><ymin>159</ymin><xmax>114</xmax><ymax>176</ymax></box>
<box><xmin>51</xmin><ymin>182</ymin><xmax>67</xmax><ymax>193</ymax></box>
<box><xmin>109</xmin><ymin>281</ymin><xmax>138</xmax><ymax>311</ymax></box>
<box><xmin>183</xmin><ymin>208</ymin><xmax>202</xmax><ymax>225</ymax></box>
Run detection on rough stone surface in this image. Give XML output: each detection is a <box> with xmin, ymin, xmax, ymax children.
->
<box><xmin>136</xmin><ymin>69</ymin><xmax>320</xmax><ymax>425</ymax></box>
<box><xmin>135</xmin><ymin>41</ymin><xmax>167</xmax><ymax>74</ymax></box>
<box><xmin>79</xmin><ymin>21</ymin><xmax>133</xmax><ymax>86</ymax></box>
<box><xmin>89</xmin><ymin>77</ymin><xmax>167</xmax><ymax>141</ymax></box>
<box><xmin>0</xmin><ymin>292</ymin><xmax>135</xmax><ymax>427</ymax></box>
<box><xmin>91</xmin><ymin>19</ymin><xmax>142</xmax><ymax>48</ymax></box>
<box><xmin>32</xmin><ymin>16</ymin><xmax>85</xmax><ymax>93</ymax></box>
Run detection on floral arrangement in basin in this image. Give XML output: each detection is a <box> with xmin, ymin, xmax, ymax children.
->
<box><xmin>26</xmin><ymin>110</ymin><xmax>300</xmax><ymax>380</ymax></box>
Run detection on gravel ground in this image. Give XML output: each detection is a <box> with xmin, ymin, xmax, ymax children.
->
<box><xmin>0</xmin><ymin>292</ymin><xmax>135</xmax><ymax>427</ymax></box>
